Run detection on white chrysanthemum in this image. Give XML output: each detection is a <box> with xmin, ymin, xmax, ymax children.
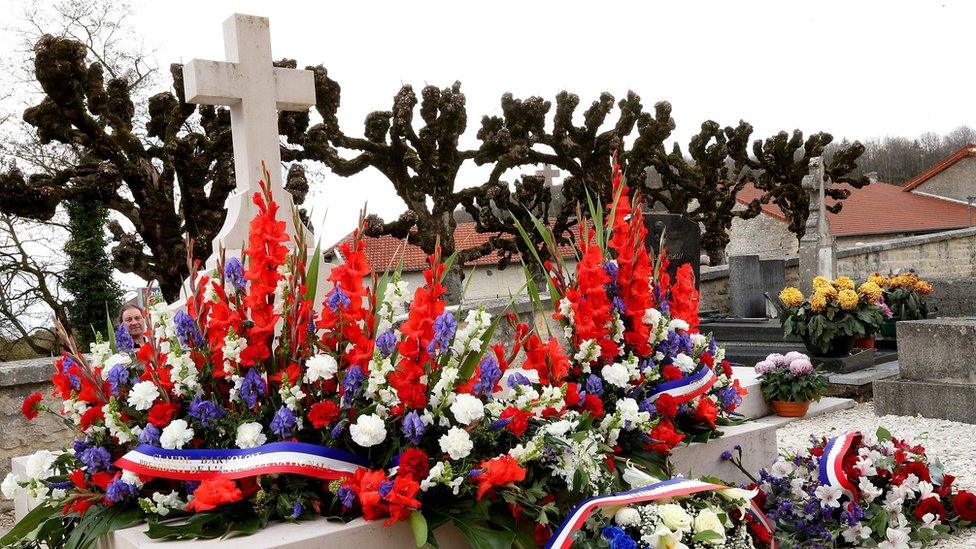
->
<box><xmin>673</xmin><ymin>353</ymin><xmax>697</xmax><ymax>374</ymax></box>
<box><xmin>159</xmin><ymin>420</ymin><xmax>194</xmax><ymax>449</ymax></box>
<box><xmin>601</xmin><ymin>362</ymin><xmax>631</xmax><ymax>388</ymax></box>
<box><xmin>439</xmin><ymin>427</ymin><xmax>473</xmax><ymax>460</ymax></box>
<box><xmin>236</xmin><ymin>422</ymin><xmax>267</xmax><ymax>449</ymax></box>
<box><xmin>304</xmin><ymin>353</ymin><xmax>339</xmax><ymax>383</ymax></box>
<box><xmin>350</xmin><ymin>414</ymin><xmax>387</xmax><ymax>448</ymax></box>
<box><xmin>449</xmin><ymin>393</ymin><xmax>485</xmax><ymax>425</ymax></box>
<box><xmin>127</xmin><ymin>381</ymin><xmax>160</xmax><ymax>411</ymax></box>
<box><xmin>614</xmin><ymin>507</ymin><xmax>640</xmax><ymax>527</ymax></box>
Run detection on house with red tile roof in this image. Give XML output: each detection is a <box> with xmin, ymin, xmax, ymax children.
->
<box><xmin>727</xmin><ymin>144</ymin><xmax>976</xmax><ymax>259</ymax></box>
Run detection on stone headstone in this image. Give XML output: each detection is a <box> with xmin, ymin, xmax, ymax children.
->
<box><xmin>797</xmin><ymin>157</ymin><xmax>836</xmax><ymax>292</ymax></box>
<box><xmin>728</xmin><ymin>255</ymin><xmax>764</xmax><ymax>318</ymax></box>
<box><xmin>644</xmin><ymin>211</ymin><xmax>700</xmax><ymax>288</ymax></box>
<box><xmin>759</xmin><ymin>259</ymin><xmax>787</xmax><ymax>318</ymax></box>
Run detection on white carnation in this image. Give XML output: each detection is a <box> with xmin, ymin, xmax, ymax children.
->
<box><xmin>449</xmin><ymin>393</ymin><xmax>485</xmax><ymax>425</ymax></box>
<box><xmin>25</xmin><ymin>450</ymin><xmax>56</xmax><ymax>480</ymax></box>
<box><xmin>103</xmin><ymin>352</ymin><xmax>131</xmax><ymax>370</ymax></box>
<box><xmin>304</xmin><ymin>353</ymin><xmax>339</xmax><ymax>383</ymax></box>
<box><xmin>236</xmin><ymin>422</ymin><xmax>267</xmax><ymax>449</ymax></box>
<box><xmin>601</xmin><ymin>362</ymin><xmax>631</xmax><ymax>388</ymax></box>
<box><xmin>159</xmin><ymin>419</ymin><xmax>194</xmax><ymax>449</ymax></box>
<box><xmin>439</xmin><ymin>427</ymin><xmax>473</xmax><ymax>460</ymax></box>
<box><xmin>673</xmin><ymin>353</ymin><xmax>697</xmax><ymax>374</ymax></box>
<box><xmin>350</xmin><ymin>414</ymin><xmax>387</xmax><ymax>447</ymax></box>
<box><xmin>668</xmin><ymin>318</ymin><xmax>690</xmax><ymax>332</ymax></box>
<box><xmin>127</xmin><ymin>381</ymin><xmax>160</xmax><ymax>411</ymax></box>
<box><xmin>2</xmin><ymin>472</ymin><xmax>22</xmax><ymax>499</ymax></box>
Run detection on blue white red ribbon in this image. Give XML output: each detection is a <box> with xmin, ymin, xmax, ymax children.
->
<box><xmin>115</xmin><ymin>442</ymin><xmax>369</xmax><ymax>481</ymax></box>
<box><xmin>818</xmin><ymin>432</ymin><xmax>860</xmax><ymax>501</ymax></box>
<box><xmin>648</xmin><ymin>366</ymin><xmax>717</xmax><ymax>404</ymax></box>
<box><xmin>544</xmin><ymin>477</ymin><xmax>774</xmax><ymax>549</ymax></box>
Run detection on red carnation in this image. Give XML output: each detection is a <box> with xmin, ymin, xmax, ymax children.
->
<box><xmin>307</xmin><ymin>401</ymin><xmax>341</xmax><ymax>429</ymax></box>
<box><xmin>79</xmin><ymin>407</ymin><xmax>105</xmax><ymax>431</ymax></box>
<box><xmin>656</xmin><ymin>394</ymin><xmax>679</xmax><ymax>418</ymax></box>
<box><xmin>499</xmin><ymin>406</ymin><xmax>530</xmax><ymax>437</ymax></box>
<box><xmin>699</xmin><ymin>352</ymin><xmax>714</xmax><ymax>368</ymax></box>
<box><xmin>581</xmin><ymin>394</ymin><xmax>604</xmax><ymax>419</ymax></box>
<box><xmin>914</xmin><ymin>496</ymin><xmax>947</xmax><ymax>523</ymax></box>
<box><xmin>147</xmin><ymin>401</ymin><xmax>180</xmax><ymax>427</ymax></box>
<box><xmin>721</xmin><ymin>360</ymin><xmax>733</xmax><ymax>378</ymax></box>
<box><xmin>662</xmin><ymin>364</ymin><xmax>683</xmax><ymax>381</ymax></box>
<box><xmin>473</xmin><ymin>455</ymin><xmax>527</xmax><ymax>500</ymax></box>
<box><xmin>892</xmin><ymin>460</ymin><xmax>931</xmax><ymax>485</ymax></box>
<box><xmin>646</xmin><ymin>419</ymin><xmax>685</xmax><ymax>453</ymax></box>
<box><xmin>694</xmin><ymin>397</ymin><xmax>718</xmax><ymax>428</ymax></box>
<box><xmin>564</xmin><ymin>382</ymin><xmax>582</xmax><ymax>408</ymax></box>
<box><xmin>186</xmin><ymin>478</ymin><xmax>243</xmax><ymax>512</ymax></box>
<box><xmin>953</xmin><ymin>491</ymin><xmax>976</xmax><ymax>521</ymax></box>
<box><xmin>21</xmin><ymin>392</ymin><xmax>44</xmax><ymax>420</ymax></box>
<box><xmin>397</xmin><ymin>448</ymin><xmax>430</xmax><ymax>482</ymax></box>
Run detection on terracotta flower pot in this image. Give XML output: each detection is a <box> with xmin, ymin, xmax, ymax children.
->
<box><xmin>770</xmin><ymin>400</ymin><xmax>810</xmax><ymax>417</ymax></box>
<box><xmin>854</xmin><ymin>336</ymin><xmax>875</xmax><ymax>349</ymax></box>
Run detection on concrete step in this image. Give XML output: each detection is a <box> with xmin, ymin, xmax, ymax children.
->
<box><xmin>874</xmin><ymin>377</ymin><xmax>976</xmax><ymax>424</ymax></box>
<box><xmin>672</xmin><ymin>397</ymin><xmax>856</xmax><ymax>485</ymax></box>
<box><xmin>730</xmin><ymin>366</ymin><xmax>769</xmax><ymax>420</ymax></box>
<box><xmin>701</xmin><ymin>318</ymin><xmax>800</xmax><ymax>343</ymax></box>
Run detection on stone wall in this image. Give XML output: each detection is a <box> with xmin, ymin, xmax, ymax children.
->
<box><xmin>910</xmin><ymin>155</ymin><xmax>976</xmax><ymax>204</ymax></box>
<box><xmin>0</xmin><ymin>357</ymin><xmax>74</xmax><ymax>510</ymax></box>
<box><xmin>726</xmin><ymin>203</ymin><xmax>798</xmax><ymax>259</ymax></box>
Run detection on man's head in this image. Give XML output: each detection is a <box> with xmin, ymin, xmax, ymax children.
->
<box><xmin>120</xmin><ymin>304</ymin><xmax>145</xmax><ymax>341</ymax></box>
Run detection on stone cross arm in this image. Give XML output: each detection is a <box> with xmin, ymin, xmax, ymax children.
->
<box><xmin>183</xmin><ymin>60</ymin><xmax>315</xmax><ymax>111</ymax></box>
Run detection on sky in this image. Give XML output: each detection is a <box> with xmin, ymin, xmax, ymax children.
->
<box><xmin>123</xmin><ymin>0</ymin><xmax>976</xmax><ymax>248</ymax></box>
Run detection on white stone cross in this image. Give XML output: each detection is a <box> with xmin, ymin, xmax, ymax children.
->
<box><xmin>182</xmin><ymin>13</ymin><xmax>316</xmax><ymax>257</ymax></box>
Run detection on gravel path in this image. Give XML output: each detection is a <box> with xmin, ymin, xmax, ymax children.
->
<box><xmin>776</xmin><ymin>401</ymin><xmax>976</xmax><ymax>548</ymax></box>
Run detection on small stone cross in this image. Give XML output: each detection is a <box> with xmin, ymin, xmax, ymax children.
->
<box><xmin>535</xmin><ymin>164</ymin><xmax>560</xmax><ymax>186</ymax></box>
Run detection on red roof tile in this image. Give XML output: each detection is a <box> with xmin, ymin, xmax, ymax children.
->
<box><xmin>736</xmin><ymin>181</ymin><xmax>972</xmax><ymax>237</ymax></box>
<box><xmin>901</xmin><ymin>143</ymin><xmax>976</xmax><ymax>192</ymax></box>
<box><xmin>331</xmin><ymin>222</ymin><xmax>577</xmax><ymax>272</ymax></box>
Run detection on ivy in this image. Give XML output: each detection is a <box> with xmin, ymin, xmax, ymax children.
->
<box><xmin>63</xmin><ymin>199</ymin><xmax>122</xmax><ymax>346</ymax></box>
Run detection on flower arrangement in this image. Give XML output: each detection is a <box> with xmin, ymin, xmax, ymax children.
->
<box><xmin>561</xmin><ymin>469</ymin><xmax>770</xmax><ymax>548</ymax></box>
<box><xmin>738</xmin><ymin>428</ymin><xmax>975</xmax><ymax>548</ymax></box>
<box><xmin>525</xmin><ymin>157</ymin><xmax>748</xmax><ymax>460</ymax></box>
<box><xmin>0</xmin><ymin>164</ymin><xmax>753</xmax><ymax>549</ymax></box>
<box><xmin>753</xmin><ymin>352</ymin><xmax>828</xmax><ymax>418</ymax></box>
<box><xmin>778</xmin><ymin>276</ymin><xmax>886</xmax><ymax>356</ymax></box>
<box><xmin>869</xmin><ymin>271</ymin><xmax>933</xmax><ymax>322</ymax></box>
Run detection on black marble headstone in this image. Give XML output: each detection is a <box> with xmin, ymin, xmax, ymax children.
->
<box><xmin>643</xmin><ymin>211</ymin><xmax>700</xmax><ymax>289</ymax></box>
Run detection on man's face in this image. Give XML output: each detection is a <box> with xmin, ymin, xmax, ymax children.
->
<box><xmin>122</xmin><ymin>308</ymin><xmax>145</xmax><ymax>339</ymax></box>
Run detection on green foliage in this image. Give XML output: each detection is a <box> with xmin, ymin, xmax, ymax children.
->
<box><xmin>885</xmin><ymin>286</ymin><xmax>928</xmax><ymax>321</ymax></box>
<box><xmin>780</xmin><ymin>300</ymin><xmax>885</xmax><ymax>355</ymax></box>
<box><xmin>758</xmin><ymin>365</ymin><xmax>829</xmax><ymax>403</ymax></box>
<box><xmin>63</xmin><ymin>199</ymin><xmax>121</xmax><ymax>346</ymax></box>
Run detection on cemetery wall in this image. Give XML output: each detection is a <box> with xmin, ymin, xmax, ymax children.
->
<box><xmin>0</xmin><ymin>356</ymin><xmax>74</xmax><ymax>510</ymax></box>
<box><xmin>725</xmin><ymin>204</ymin><xmax>797</xmax><ymax>258</ymax></box>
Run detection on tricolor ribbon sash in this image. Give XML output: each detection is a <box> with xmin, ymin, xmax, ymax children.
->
<box><xmin>115</xmin><ymin>442</ymin><xmax>369</xmax><ymax>481</ymax></box>
<box><xmin>818</xmin><ymin>432</ymin><xmax>860</xmax><ymax>501</ymax></box>
<box><xmin>648</xmin><ymin>366</ymin><xmax>717</xmax><ymax>404</ymax></box>
<box><xmin>544</xmin><ymin>478</ymin><xmax>774</xmax><ymax>549</ymax></box>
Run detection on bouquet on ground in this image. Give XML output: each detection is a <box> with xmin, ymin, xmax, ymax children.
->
<box><xmin>870</xmin><ymin>271</ymin><xmax>932</xmax><ymax>322</ymax></box>
<box><xmin>778</xmin><ymin>276</ymin><xmax>886</xmax><ymax>356</ymax></box>
<box><xmin>744</xmin><ymin>428</ymin><xmax>975</xmax><ymax>548</ymax></box>
<box><xmin>754</xmin><ymin>352</ymin><xmax>828</xmax><ymax>418</ymax></box>
<box><xmin>522</xmin><ymin>156</ymin><xmax>749</xmax><ymax>462</ymax></box>
<box><xmin>560</xmin><ymin>467</ymin><xmax>773</xmax><ymax>549</ymax></box>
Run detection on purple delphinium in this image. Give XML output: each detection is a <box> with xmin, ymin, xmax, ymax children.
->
<box><xmin>506</xmin><ymin>371</ymin><xmax>531</xmax><ymax>388</ymax></box>
<box><xmin>472</xmin><ymin>356</ymin><xmax>501</xmax><ymax>396</ymax></box>
<box><xmin>585</xmin><ymin>374</ymin><xmax>604</xmax><ymax>397</ymax></box>
<box><xmin>489</xmin><ymin>417</ymin><xmax>513</xmax><ymax>430</ymax></box>
<box><xmin>638</xmin><ymin>399</ymin><xmax>656</xmax><ymax>415</ymax></box>
<box><xmin>138</xmin><ymin>424</ymin><xmax>161</xmax><ymax>446</ymax></box>
<box><xmin>330</xmin><ymin>421</ymin><xmax>346</xmax><ymax>439</ymax></box>
<box><xmin>270</xmin><ymin>406</ymin><xmax>296</xmax><ymax>438</ymax></box>
<box><xmin>188</xmin><ymin>395</ymin><xmax>225</xmax><ymax>428</ymax></box>
<box><xmin>72</xmin><ymin>438</ymin><xmax>89</xmax><ymax>458</ymax></box>
<box><xmin>719</xmin><ymin>385</ymin><xmax>742</xmax><ymax>409</ymax></box>
<box><xmin>115</xmin><ymin>324</ymin><xmax>135</xmax><ymax>353</ymax></box>
<box><xmin>337</xmin><ymin>485</ymin><xmax>356</xmax><ymax>508</ymax></box>
<box><xmin>105</xmin><ymin>478</ymin><xmax>139</xmax><ymax>502</ymax></box>
<box><xmin>59</xmin><ymin>356</ymin><xmax>82</xmax><ymax>389</ymax></box>
<box><xmin>720</xmin><ymin>450</ymin><xmax>733</xmax><ymax>461</ymax></box>
<box><xmin>378</xmin><ymin>480</ymin><xmax>394</xmax><ymax>497</ymax></box>
<box><xmin>239</xmin><ymin>368</ymin><xmax>267</xmax><ymax>409</ymax></box>
<box><xmin>376</xmin><ymin>330</ymin><xmax>397</xmax><ymax>358</ymax></box>
<box><xmin>612</xmin><ymin>296</ymin><xmax>626</xmax><ymax>314</ymax></box>
<box><xmin>426</xmin><ymin>311</ymin><xmax>457</xmax><ymax>355</ymax></box>
<box><xmin>402</xmin><ymin>411</ymin><xmax>425</xmax><ymax>445</ymax></box>
<box><xmin>603</xmin><ymin>261</ymin><xmax>619</xmax><ymax>279</ymax></box>
<box><xmin>340</xmin><ymin>366</ymin><xmax>365</xmax><ymax>409</ymax></box>
<box><xmin>79</xmin><ymin>446</ymin><xmax>113</xmax><ymax>472</ymax></box>
<box><xmin>326</xmin><ymin>287</ymin><xmax>351</xmax><ymax>312</ymax></box>
<box><xmin>224</xmin><ymin>257</ymin><xmax>247</xmax><ymax>292</ymax></box>
<box><xmin>174</xmin><ymin>311</ymin><xmax>205</xmax><ymax>347</ymax></box>
<box><xmin>289</xmin><ymin>501</ymin><xmax>303</xmax><ymax>519</ymax></box>
<box><xmin>105</xmin><ymin>363</ymin><xmax>130</xmax><ymax>396</ymax></box>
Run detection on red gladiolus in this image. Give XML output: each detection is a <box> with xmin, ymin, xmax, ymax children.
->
<box><xmin>185</xmin><ymin>478</ymin><xmax>243</xmax><ymax>512</ymax></box>
<box><xmin>79</xmin><ymin>407</ymin><xmax>104</xmax><ymax>431</ymax></box>
<box><xmin>307</xmin><ymin>401</ymin><xmax>341</xmax><ymax>429</ymax></box>
<box><xmin>383</xmin><ymin>476</ymin><xmax>421</xmax><ymax>525</ymax></box>
<box><xmin>21</xmin><ymin>392</ymin><xmax>43</xmax><ymax>420</ymax></box>
<box><xmin>669</xmin><ymin>264</ymin><xmax>700</xmax><ymax>333</ymax></box>
<box><xmin>472</xmin><ymin>455</ymin><xmax>527</xmax><ymax>500</ymax></box>
<box><xmin>317</xmin><ymin>231</ymin><xmax>375</xmax><ymax>368</ymax></box>
<box><xmin>953</xmin><ymin>490</ymin><xmax>976</xmax><ymax>521</ymax></box>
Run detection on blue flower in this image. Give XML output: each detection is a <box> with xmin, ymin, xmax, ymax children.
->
<box><xmin>174</xmin><ymin>311</ymin><xmax>205</xmax><ymax>347</ymax></box>
<box><xmin>337</xmin><ymin>485</ymin><xmax>356</xmax><ymax>507</ymax></box>
<box><xmin>378</xmin><ymin>480</ymin><xmax>394</xmax><ymax>497</ymax></box>
<box><xmin>638</xmin><ymin>399</ymin><xmax>656</xmax><ymax>415</ymax></box>
<box><xmin>330</xmin><ymin>421</ymin><xmax>346</xmax><ymax>439</ymax></box>
<box><xmin>188</xmin><ymin>395</ymin><xmax>225</xmax><ymax>428</ymax></box>
<box><xmin>426</xmin><ymin>311</ymin><xmax>457</xmax><ymax>355</ymax></box>
<box><xmin>138</xmin><ymin>424</ymin><xmax>161</xmax><ymax>446</ymax></box>
<box><xmin>585</xmin><ymin>374</ymin><xmax>604</xmax><ymax>397</ymax></box>
<box><xmin>719</xmin><ymin>386</ymin><xmax>742</xmax><ymax>409</ymax></box>
<box><xmin>603</xmin><ymin>261</ymin><xmax>619</xmax><ymax>279</ymax></box>
<box><xmin>270</xmin><ymin>406</ymin><xmax>296</xmax><ymax>438</ymax></box>
<box><xmin>79</xmin><ymin>446</ymin><xmax>113</xmax><ymax>472</ymax></box>
<box><xmin>239</xmin><ymin>368</ymin><xmax>266</xmax><ymax>409</ymax></box>
<box><xmin>326</xmin><ymin>286</ymin><xmax>351</xmax><ymax>312</ymax></box>
<box><xmin>376</xmin><ymin>330</ymin><xmax>397</xmax><ymax>358</ymax></box>
<box><xmin>115</xmin><ymin>324</ymin><xmax>134</xmax><ymax>353</ymax></box>
<box><xmin>105</xmin><ymin>363</ymin><xmax>130</xmax><ymax>396</ymax></box>
<box><xmin>402</xmin><ymin>411</ymin><xmax>425</xmax><ymax>445</ymax></box>
<box><xmin>721</xmin><ymin>450</ymin><xmax>733</xmax><ymax>461</ymax></box>
<box><xmin>289</xmin><ymin>501</ymin><xmax>303</xmax><ymax>519</ymax></box>
<box><xmin>105</xmin><ymin>478</ymin><xmax>139</xmax><ymax>503</ymax></box>
<box><xmin>506</xmin><ymin>372</ymin><xmax>531</xmax><ymax>388</ymax></box>
<box><xmin>340</xmin><ymin>366</ymin><xmax>365</xmax><ymax>409</ymax></box>
<box><xmin>72</xmin><ymin>438</ymin><xmax>89</xmax><ymax>457</ymax></box>
<box><xmin>612</xmin><ymin>296</ymin><xmax>626</xmax><ymax>314</ymax></box>
<box><xmin>473</xmin><ymin>356</ymin><xmax>501</xmax><ymax>396</ymax></box>
<box><xmin>224</xmin><ymin>257</ymin><xmax>247</xmax><ymax>292</ymax></box>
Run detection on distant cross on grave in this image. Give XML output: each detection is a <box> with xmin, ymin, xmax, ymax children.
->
<box><xmin>535</xmin><ymin>164</ymin><xmax>560</xmax><ymax>186</ymax></box>
<box><xmin>798</xmin><ymin>156</ymin><xmax>837</xmax><ymax>291</ymax></box>
<box><xmin>182</xmin><ymin>13</ymin><xmax>317</xmax><ymax>258</ymax></box>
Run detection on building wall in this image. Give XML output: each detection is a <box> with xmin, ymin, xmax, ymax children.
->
<box><xmin>395</xmin><ymin>259</ymin><xmax>579</xmax><ymax>303</ymax></box>
<box><xmin>725</xmin><ymin>204</ymin><xmax>797</xmax><ymax>259</ymax></box>
<box><xmin>911</xmin><ymin>156</ymin><xmax>976</xmax><ymax>203</ymax></box>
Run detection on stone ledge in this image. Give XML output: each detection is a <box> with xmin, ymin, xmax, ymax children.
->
<box><xmin>0</xmin><ymin>356</ymin><xmax>57</xmax><ymax>387</ymax></box>
<box><xmin>896</xmin><ymin>318</ymin><xmax>976</xmax><ymax>381</ymax></box>
<box><xmin>837</xmin><ymin>226</ymin><xmax>976</xmax><ymax>258</ymax></box>
<box><xmin>874</xmin><ymin>377</ymin><xmax>976</xmax><ymax>424</ymax></box>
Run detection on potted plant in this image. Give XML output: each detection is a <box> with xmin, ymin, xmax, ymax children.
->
<box><xmin>778</xmin><ymin>276</ymin><xmax>886</xmax><ymax>357</ymax></box>
<box><xmin>754</xmin><ymin>351</ymin><xmax>828</xmax><ymax>417</ymax></box>
<box><xmin>870</xmin><ymin>271</ymin><xmax>933</xmax><ymax>338</ymax></box>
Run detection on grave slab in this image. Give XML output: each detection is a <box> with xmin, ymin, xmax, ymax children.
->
<box><xmin>896</xmin><ymin>318</ymin><xmax>976</xmax><ymax>381</ymax></box>
<box><xmin>728</xmin><ymin>255</ymin><xmax>764</xmax><ymax>318</ymax></box>
<box><xmin>813</xmin><ymin>349</ymin><xmax>874</xmax><ymax>374</ymax></box>
<box><xmin>874</xmin><ymin>377</ymin><xmax>976</xmax><ymax>424</ymax></box>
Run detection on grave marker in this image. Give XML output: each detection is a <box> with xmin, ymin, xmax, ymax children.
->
<box><xmin>644</xmin><ymin>211</ymin><xmax>700</xmax><ymax>288</ymax></box>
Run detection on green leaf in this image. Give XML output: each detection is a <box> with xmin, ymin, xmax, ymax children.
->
<box><xmin>410</xmin><ymin>510</ymin><xmax>428</xmax><ymax>548</ymax></box>
<box><xmin>0</xmin><ymin>501</ymin><xmax>60</xmax><ymax>546</ymax></box>
<box><xmin>106</xmin><ymin>303</ymin><xmax>117</xmax><ymax>354</ymax></box>
<box><xmin>304</xmin><ymin>240</ymin><xmax>322</xmax><ymax>302</ymax></box>
<box><xmin>691</xmin><ymin>530</ymin><xmax>725</xmax><ymax>543</ymax></box>
<box><xmin>451</xmin><ymin>517</ymin><xmax>516</xmax><ymax>549</ymax></box>
<box><xmin>876</xmin><ymin>426</ymin><xmax>893</xmax><ymax>442</ymax></box>
<box><xmin>457</xmin><ymin>316</ymin><xmax>499</xmax><ymax>382</ymax></box>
